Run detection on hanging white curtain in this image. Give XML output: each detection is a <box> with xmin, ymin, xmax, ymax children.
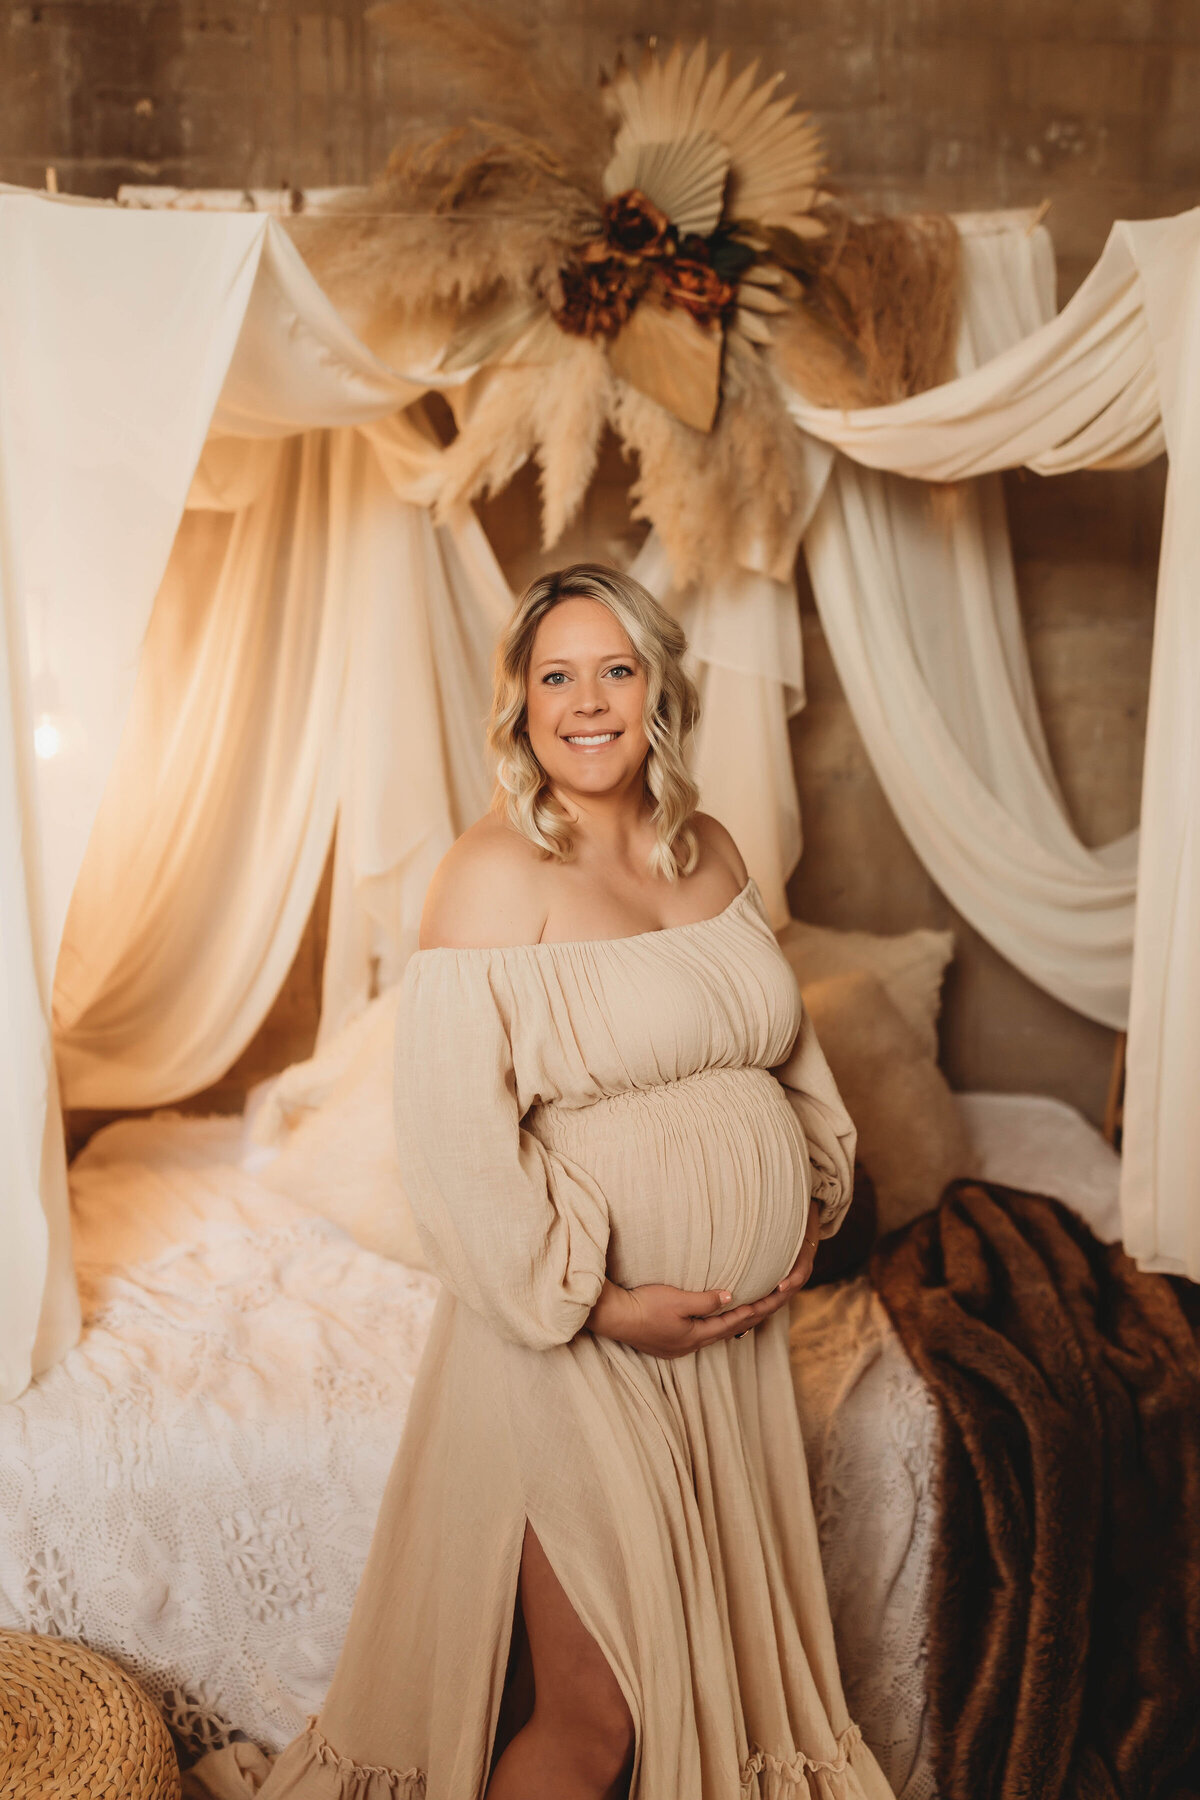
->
<box><xmin>315</xmin><ymin>419</ymin><xmax>512</xmax><ymax>1044</ymax></box>
<box><xmin>801</xmin><ymin>217</ymin><xmax>1139</xmax><ymax>1028</ymax></box>
<box><xmin>55</xmin><ymin>434</ymin><xmax>350</xmax><ymax>1105</ymax></box>
<box><xmin>629</xmin><ymin>526</ymin><xmax>827</xmax><ymax>928</ymax></box>
<box><xmin>787</xmin><ymin>219</ymin><xmax>1165</xmax><ymax>476</ymax></box>
<box><xmin>790</xmin><ymin>207</ymin><xmax>1200</xmax><ymax>1279</ymax></box>
<box><xmin>804</xmin><ymin>467</ymin><xmax>1137</xmax><ymax>1025</ymax></box>
<box><xmin>55</xmin><ymin>421</ymin><xmax>510</xmax><ymax>1103</ymax></box>
<box><xmin>0</xmin><ymin>198</ymin><xmax>420</xmax><ymax>1399</ymax></box>
<box><xmin>0</xmin><ymin>196</ymin><xmax>278</xmax><ymax>1401</ymax></box>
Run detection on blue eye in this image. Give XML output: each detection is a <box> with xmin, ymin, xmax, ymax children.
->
<box><xmin>540</xmin><ymin>665</ymin><xmax>634</xmax><ymax>685</ymax></box>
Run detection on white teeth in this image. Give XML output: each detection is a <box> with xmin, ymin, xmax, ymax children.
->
<box><xmin>565</xmin><ymin>732</ymin><xmax>618</xmax><ymax>744</ymax></box>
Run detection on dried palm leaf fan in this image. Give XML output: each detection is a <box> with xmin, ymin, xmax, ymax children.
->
<box><xmin>286</xmin><ymin>6</ymin><xmax>960</xmax><ymax>584</ymax></box>
<box><xmin>584</xmin><ymin>38</ymin><xmax>829</xmax><ymax>427</ymax></box>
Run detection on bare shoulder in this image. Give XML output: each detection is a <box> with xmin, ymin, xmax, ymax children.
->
<box><xmin>419</xmin><ymin>815</ymin><xmax>550</xmax><ymax>950</ymax></box>
<box><xmin>689</xmin><ymin>812</ymin><xmax>750</xmax><ymax>889</ymax></box>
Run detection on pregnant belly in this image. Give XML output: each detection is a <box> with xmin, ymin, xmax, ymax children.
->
<box><xmin>530</xmin><ymin>1066</ymin><xmax>813</xmax><ymax>1307</ymax></box>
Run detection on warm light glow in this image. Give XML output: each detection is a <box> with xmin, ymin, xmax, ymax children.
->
<box><xmin>34</xmin><ymin>715</ymin><xmax>63</xmax><ymax>759</ymax></box>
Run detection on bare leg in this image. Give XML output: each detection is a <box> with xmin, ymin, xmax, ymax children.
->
<box><xmin>488</xmin><ymin>1584</ymin><xmax>534</xmax><ymax>1776</ymax></box>
<box><xmin>485</xmin><ymin>1523</ymin><xmax>635</xmax><ymax>1800</ymax></box>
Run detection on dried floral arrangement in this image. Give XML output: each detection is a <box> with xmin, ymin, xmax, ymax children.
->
<box><xmin>289</xmin><ymin>4</ymin><xmax>961</xmax><ymax>585</ymax></box>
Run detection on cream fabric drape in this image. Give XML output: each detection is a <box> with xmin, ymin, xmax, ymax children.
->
<box><xmin>0</xmin><ymin>196</ymin><xmax>419</xmax><ymax>1399</ymax></box>
<box><xmin>0</xmin><ymin>195</ymin><xmax>263</xmax><ymax>1401</ymax></box>
<box><xmin>315</xmin><ymin>420</ymin><xmax>511</xmax><ymax>1043</ymax></box>
<box><xmin>791</xmin><ymin>207</ymin><xmax>1200</xmax><ymax>1278</ymax></box>
<box><xmin>786</xmin><ymin>217</ymin><xmax>1167</xmax><ymax>477</ymax></box>
<box><xmin>801</xmin><ymin>217</ymin><xmax>1139</xmax><ymax>1029</ymax></box>
<box><xmin>1115</xmin><ymin>214</ymin><xmax>1200</xmax><ymax>1279</ymax></box>
<box><xmin>629</xmin><ymin>525</ymin><xmax>827</xmax><ymax>928</ymax></box>
<box><xmin>55</xmin><ymin>423</ymin><xmax>509</xmax><ymax>1104</ymax></box>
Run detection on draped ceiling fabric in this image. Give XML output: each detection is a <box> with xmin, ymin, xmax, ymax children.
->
<box><xmin>0</xmin><ymin>191</ymin><xmax>417</xmax><ymax>1400</ymax></box>
<box><xmin>2</xmin><ymin>187</ymin><xmax>1197</xmax><ymax>1400</ymax></box>
<box><xmin>790</xmin><ymin>208</ymin><xmax>1200</xmax><ymax>1280</ymax></box>
<box><xmin>54</xmin><ymin>425</ymin><xmax>510</xmax><ymax>1105</ymax></box>
<box><xmin>799</xmin><ymin>220</ymin><xmax>1140</xmax><ymax>1031</ymax></box>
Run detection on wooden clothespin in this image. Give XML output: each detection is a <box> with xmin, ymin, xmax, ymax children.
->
<box><xmin>1025</xmin><ymin>197</ymin><xmax>1051</xmax><ymax>235</ymax></box>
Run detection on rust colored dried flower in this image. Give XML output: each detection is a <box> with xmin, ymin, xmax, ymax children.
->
<box><xmin>657</xmin><ymin>256</ymin><xmax>736</xmax><ymax>327</ymax></box>
<box><xmin>552</xmin><ymin>255</ymin><xmax>651</xmax><ymax>339</ymax></box>
<box><xmin>601</xmin><ymin>188</ymin><xmax>677</xmax><ymax>260</ymax></box>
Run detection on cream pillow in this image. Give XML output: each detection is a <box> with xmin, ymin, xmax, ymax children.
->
<box><xmin>801</xmin><ymin>968</ymin><xmax>978</xmax><ymax>1234</ymax></box>
<box><xmin>776</xmin><ymin>918</ymin><xmax>954</xmax><ymax>1062</ymax></box>
<box><xmin>251</xmin><ymin>985</ymin><xmax>428</xmax><ymax>1270</ymax></box>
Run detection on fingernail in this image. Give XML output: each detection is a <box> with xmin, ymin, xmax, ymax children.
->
<box><xmin>719</xmin><ymin>1291</ymin><xmax>732</xmax><ymax>1303</ymax></box>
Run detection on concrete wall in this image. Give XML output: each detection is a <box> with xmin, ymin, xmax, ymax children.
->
<box><xmin>7</xmin><ymin>0</ymin><xmax>1186</xmax><ymax>1126</ymax></box>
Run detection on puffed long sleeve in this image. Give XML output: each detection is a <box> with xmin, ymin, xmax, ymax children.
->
<box><xmin>393</xmin><ymin>952</ymin><xmax>610</xmax><ymax>1350</ymax></box>
<box><xmin>770</xmin><ymin>1001</ymin><xmax>858</xmax><ymax>1239</ymax></box>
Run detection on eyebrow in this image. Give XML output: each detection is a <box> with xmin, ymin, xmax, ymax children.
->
<box><xmin>532</xmin><ymin>652</ymin><xmax>638</xmax><ymax>670</ymax></box>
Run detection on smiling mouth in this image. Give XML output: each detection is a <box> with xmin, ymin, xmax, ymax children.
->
<box><xmin>563</xmin><ymin>730</ymin><xmax>622</xmax><ymax>746</ymax></box>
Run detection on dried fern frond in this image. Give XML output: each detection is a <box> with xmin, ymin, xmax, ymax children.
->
<box><xmin>529</xmin><ymin>337</ymin><xmax>614</xmax><ymax>546</ymax></box>
<box><xmin>611</xmin><ymin>334</ymin><xmax>815</xmax><ymax>588</ymax></box>
<box><xmin>284</xmin><ymin>0</ymin><xmax>615</xmax><ymax>340</ymax></box>
<box><xmin>776</xmin><ymin>209</ymin><xmax>961</xmax><ymax>405</ymax></box>
<box><xmin>432</xmin><ymin>364</ymin><xmax>544</xmax><ymax>522</ymax></box>
<box><xmin>367</xmin><ymin>0</ymin><xmax>613</xmax><ymax>199</ymax></box>
<box><xmin>286</xmin><ymin>122</ymin><xmax>596</xmax><ymax>348</ymax></box>
<box><xmin>430</xmin><ymin>342</ymin><xmax>613</xmax><ymax>550</ymax></box>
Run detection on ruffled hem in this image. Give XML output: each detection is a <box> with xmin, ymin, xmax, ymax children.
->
<box><xmin>181</xmin><ymin>1719</ymin><xmax>426</xmax><ymax>1800</ymax></box>
<box><xmin>741</xmin><ymin>1721</ymin><xmax>872</xmax><ymax>1799</ymax></box>
<box><xmin>268</xmin><ymin>1718</ymin><xmax>425</xmax><ymax>1798</ymax></box>
<box><xmin>186</xmin><ymin>1716</ymin><xmax>879</xmax><ymax>1800</ymax></box>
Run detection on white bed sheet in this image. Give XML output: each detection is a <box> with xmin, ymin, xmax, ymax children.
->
<box><xmin>0</xmin><ymin>1093</ymin><xmax>1119</xmax><ymax>1792</ymax></box>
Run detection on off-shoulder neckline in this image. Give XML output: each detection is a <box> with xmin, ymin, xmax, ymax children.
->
<box><xmin>410</xmin><ymin>875</ymin><xmax>758</xmax><ymax>959</ymax></box>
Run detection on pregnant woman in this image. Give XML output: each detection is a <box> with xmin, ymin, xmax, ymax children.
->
<box><xmin>254</xmin><ymin>564</ymin><xmax>895</xmax><ymax>1800</ymax></box>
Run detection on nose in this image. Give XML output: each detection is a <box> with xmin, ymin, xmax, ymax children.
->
<box><xmin>573</xmin><ymin>687</ymin><xmax>607</xmax><ymax>715</ymax></box>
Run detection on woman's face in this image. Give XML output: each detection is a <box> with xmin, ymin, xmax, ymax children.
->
<box><xmin>524</xmin><ymin>596</ymin><xmax>651</xmax><ymax>802</ymax></box>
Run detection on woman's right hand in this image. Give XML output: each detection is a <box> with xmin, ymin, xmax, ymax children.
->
<box><xmin>586</xmin><ymin>1278</ymin><xmax>791</xmax><ymax>1359</ymax></box>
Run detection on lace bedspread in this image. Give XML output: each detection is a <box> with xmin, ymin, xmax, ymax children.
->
<box><xmin>0</xmin><ymin>1096</ymin><xmax>1120</xmax><ymax>1796</ymax></box>
<box><xmin>0</xmin><ymin>1117</ymin><xmax>440</xmax><ymax>1763</ymax></box>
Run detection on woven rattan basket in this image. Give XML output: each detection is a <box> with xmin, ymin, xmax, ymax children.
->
<box><xmin>0</xmin><ymin>1630</ymin><xmax>181</xmax><ymax>1799</ymax></box>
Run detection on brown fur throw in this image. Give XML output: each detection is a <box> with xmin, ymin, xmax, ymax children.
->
<box><xmin>870</xmin><ymin>1178</ymin><xmax>1200</xmax><ymax>1800</ymax></box>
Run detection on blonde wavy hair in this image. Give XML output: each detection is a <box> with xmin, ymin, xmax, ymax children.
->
<box><xmin>488</xmin><ymin>563</ymin><xmax>702</xmax><ymax>880</ymax></box>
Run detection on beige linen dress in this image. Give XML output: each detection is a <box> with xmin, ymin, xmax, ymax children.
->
<box><xmin>255</xmin><ymin>875</ymin><xmax>897</xmax><ymax>1800</ymax></box>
